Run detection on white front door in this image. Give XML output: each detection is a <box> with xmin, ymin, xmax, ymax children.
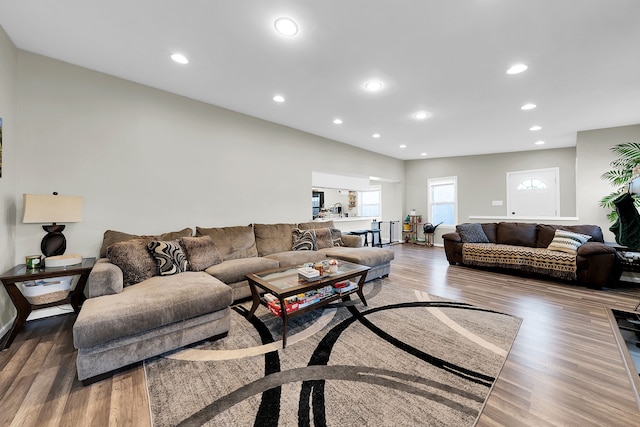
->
<box><xmin>507</xmin><ymin>168</ymin><xmax>559</xmax><ymax>217</ymax></box>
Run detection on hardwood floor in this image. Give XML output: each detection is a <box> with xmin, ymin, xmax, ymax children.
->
<box><xmin>2</xmin><ymin>244</ymin><xmax>640</xmax><ymax>426</ymax></box>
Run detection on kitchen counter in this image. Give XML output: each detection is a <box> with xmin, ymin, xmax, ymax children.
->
<box><xmin>314</xmin><ymin>216</ymin><xmax>378</xmax><ymax>232</ymax></box>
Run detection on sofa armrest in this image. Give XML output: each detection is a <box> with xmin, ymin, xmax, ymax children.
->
<box><xmin>442</xmin><ymin>232</ymin><xmax>462</xmax><ymax>243</ymax></box>
<box><xmin>342</xmin><ymin>234</ymin><xmax>365</xmax><ymax>248</ymax></box>
<box><xmin>87</xmin><ymin>258</ymin><xmax>124</xmax><ymax>298</ymax></box>
<box><xmin>577</xmin><ymin>242</ymin><xmax>616</xmax><ymax>257</ymax></box>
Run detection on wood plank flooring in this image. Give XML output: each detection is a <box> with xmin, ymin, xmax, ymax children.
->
<box><xmin>2</xmin><ymin>244</ymin><xmax>640</xmax><ymax>426</ymax></box>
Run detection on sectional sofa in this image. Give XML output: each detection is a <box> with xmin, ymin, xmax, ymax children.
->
<box><xmin>73</xmin><ymin>220</ymin><xmax>394</xmax><ymax>383</ymax></box>
<box><xmin>443</xmin><ymin>222</ymin><xmax>621</xmax><ymax>288</ymax></box>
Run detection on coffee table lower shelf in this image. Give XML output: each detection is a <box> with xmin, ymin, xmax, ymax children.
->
<box><xmin>246</xmin><ymin>262</ymin><xmax>370</xmax><ymax>348</ymax></box>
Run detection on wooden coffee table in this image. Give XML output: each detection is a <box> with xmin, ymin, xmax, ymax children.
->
<box><xmin>246</xmin><ymin>261</ymin><xmax>370</xmax><ymax>348</ymax></box>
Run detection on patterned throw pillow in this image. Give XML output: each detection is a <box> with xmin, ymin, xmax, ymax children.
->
<box><xmin>107</xmin><ymin>238</ymin><xmax>157</xmax><ymax>286</ymax></box>
<box><xmin>547</xmin><ymin>229</ymin><xmax>591</xmax><ymax>254</ymax></box>
<box><xmin>292</xmin><ymin>228</ymin><xmax>316</xmax><ymax>251</ymax></box>
<box><xmin>456</xmin><ymin>223</ymin><xmax>490</xmax><ymax>243</ymax></box>
<box><xmin>330</xmin><ymin>228</ymin><xmax>345</xmax><ymax>247</ymax></box>
<box><xmin>147</xmin><ymin>240</ymin><xmax>190</xmax><ymax>276</ymax></box>
<box><xmin>179</xmin><ymin>236</ymin><xmax>223</xmax><ymax>271</ymax></box>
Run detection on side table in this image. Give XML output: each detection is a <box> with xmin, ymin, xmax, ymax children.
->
<box><xmin>0</xmin><ymin>257</ymin><xmax>95</xmax><ymax>350</ymax></box>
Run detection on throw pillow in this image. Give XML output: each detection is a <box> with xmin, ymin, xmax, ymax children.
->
<box><xmin>315</xmin><ymin>228</ymin><xmax>334</xmax><ymax>249</ymax></box>
<box><xmin>547</xmin><ymin>229</ymin><xmax>592</xmax><ymax>254</ymax></box>
<box><xmin>147</xmin><ymin>240</ymin><xmax>190</xmax><ymax>276</ymax></box>
<box><xmin>456</xmin><ymin>223</ymin><xmax>490</xmax><ymax>243</ymax></box>
<box><xmin>107</xmin><ymin>238</ymin><xmax>157</xmax><ymax>286</ymax></box>
<box><xmin>292</xmin><ymin>228</ymin><xmax>316</xmax><ymax>251</ymax></box>
<box><xmin>330</xmin><ymin>228</ymin><xmax>345</xmax><ymax>247</ymax></box>
<box><xmin>179</xmin><ymin>235</ymin><xmax>223</xmax><ymax>271</ymax></box>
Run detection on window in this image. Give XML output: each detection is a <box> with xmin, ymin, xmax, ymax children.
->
<box><xmin>359</xmin><ymin>188</ymin><xmax>381</xmax><ymax>217</ymax></box>
<box><xmin>517</xmin><ymin>178</ymin><xmax>547</xmax><ymax>190</ymax></box>
<box><xmin>428</xmin><ymin>177</ymin><xmax>457</xmax><ymax>226</ymax></box>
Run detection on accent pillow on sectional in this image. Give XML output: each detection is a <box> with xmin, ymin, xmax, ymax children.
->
<box><xmin>99</xmin><ymin>227</ymin><xmax>193</xmax><ymax>258</ymax></box>
<box><xmin>148</xmin><ymin>240</ymin><xmax>190</xmax><ymax>276</ymax></box>
<box><xmin>330</xmin><ymin>228</ymin><xmax>345</xmax><ymax>247</ymax></box>
<box><xmin>292</xmin><ymin>228</ymin><xmax>316</xmax><ymax>250</ymax></box>
<box><xmin>179</xmin><ymin>236</ymin><xmax>223</xmax><ymax>271</ymax></box>
<box><xmin>106</xmin><ymin>238</ymin><xmax>157</xmax><ymax>286</ymax></box>
<box><xmin>456</xmin><ymin>223</ymin><xmax>490</xmax><ymax>243</ymax></box>
<box><xmin>547</xmin><ymin>229</ymin><xmax>592</xmax><ymax>254</ymax></box>
<box><xmin>315</xmin><ymin>228</ymin><xmax>335</xmax><ymax>249</ymax></box>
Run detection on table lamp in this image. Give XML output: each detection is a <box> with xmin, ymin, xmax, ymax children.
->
<box><xmin>22</xmin><ymin>192</ymin><xmax>83</xmax><ymax>264</ymax></box>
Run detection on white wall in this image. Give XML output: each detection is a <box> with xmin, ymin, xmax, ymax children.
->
<box><xmin>576</xmin><ymin>124</ymin><xmax>640</xmax><ymax>242</ymax></box>
<box><xmin>0</xmin><ymin>26</ymin><xmax>18</xmax><ymax>330</ymax></box>
<box><xmin>13</xmin><ymin>51</ymin><xmax>405</xmax><ymax>262</ymax></box>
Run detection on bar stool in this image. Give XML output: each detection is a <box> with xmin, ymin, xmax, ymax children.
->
<box><xmin>350</xmin><ymin>230</ymin><xmax>369</xmax><ymax>246</ymax></box>
<box><xmin>368</xmin><ymin>222</ymin><xmax>382</xmax><ymax>247</ymax></box>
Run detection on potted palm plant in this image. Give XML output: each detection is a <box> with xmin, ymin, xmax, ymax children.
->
<box><xmin>600</xmin><ymin>142</ymin><xmax>640</xmax><ymax>223</ymax></box>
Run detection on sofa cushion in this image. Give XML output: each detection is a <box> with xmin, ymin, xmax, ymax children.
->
<box><xmin>254</xmin><ymin>223</ymin><xmax>296</xmax><ymax>256</ymax></box>
<box><xmin>73</xmin><ymin>272</ymin><xmax>231</xmax><ymax>349</ymax></box>
<box><xmin>265</xmin><ymin>250</ymin><xmax>327</xmax><ymax>268</ymax></box>
<box><xmin>315</xmin><ymin>228</ymin><xmax>334</xmax><ymax>249</ymax></box>
<box><xmin>481</xmin><ymin>223</ymin><xmax>498</xmax><ymax>243</ymax></box>
<box><xmin>196</xmin><ymin>225</ymin><xmax>258</xmax><ymax>260</ymax></box>
<box><xmin>180</xmin><ymin>235</ymin><xmax>223</xmax><ymax>271</ymax></box>
<box><xmin>547</xmin><ymin>229</ymin><xmax>592</xmax><ymax>254</ymax></box>
<box><xmin>292</xmin><ymin>228</ymin><xmax>316</xmax><ymax>250</ymax></box>
<box><xmin>100</xmin><ymin>227</ymin><xmax>193</xmax><ymax>258</ymax></box>
<box><xmin>297</xmin><ymin>220</ymin><xmax>335</xmax><ymax>230</ymax></box>
<box><xmin>456</xmin><ymin>223</ymin><xmax>490</xmax><ymax>243</ymax></box>
<box><xmin>148</xmin><ymin>240</ymin><xmax>190</xmax><ymax>275</ymax></box>
<box><xmin>496</xmin><ymin>222</ymin><xmax>538</xmax><ymax>247</ymax></box>
<box><xmin>205</xmin><ymin>257</ymin><xmax>279</xmax><ymax>284</ymax></box>
<box><xmin>106</xmin><ymin>238</ymin><xmax>157</xmax><ymax>286</ymax></box>
<box><xmin>536</xmin><ymin>224</ymin><xmax>604</xmax><ymax>248</ymax></box>
<box><xmin>319</xmin><ymin>247</ymin><xmax>394</xmax><ymax>267</ymax></box>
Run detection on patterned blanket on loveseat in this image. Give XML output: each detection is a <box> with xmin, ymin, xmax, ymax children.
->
<box><xmin>462</xmin><ymin>243</ymin><xmax>577</xmax><ymax>280</ymax></box>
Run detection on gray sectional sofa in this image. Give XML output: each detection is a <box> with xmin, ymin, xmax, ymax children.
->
<box><xmin>73</xmin><ymin>220</ymin><xmax>394</xmax><ymax>383</ymax></box>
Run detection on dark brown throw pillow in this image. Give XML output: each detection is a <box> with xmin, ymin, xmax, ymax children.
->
<box><xmin>180</xmin><ymin>236</ymin><xmax>223</xmax><ymax>271</ymax></box>
<box><xmin>106</xmin><ymin>238</ymin><xmax>157</xmax><ymax>286</ymax></box>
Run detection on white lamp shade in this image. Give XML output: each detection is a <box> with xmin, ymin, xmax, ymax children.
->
<box><xmin>22</xmin><ymin>194</ymin><xmax>83</xmax><ymax>223</ymax></box>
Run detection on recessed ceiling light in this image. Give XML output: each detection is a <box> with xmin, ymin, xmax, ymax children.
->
<box><xmin>413</xmin><ymin>111</ymin><xmax>430</xmax><ymax>120</ymax></box>
<box><xmin>535</xmin><ymin>140</ymin><xmax>546</xmax><ymax>145</ymax></box>
<box><xmin>274</xmin><ymin>17</ymin><xmax>298</xmax><ymax>36</ymax></box>
<box><xmin>399</xmin><ymin>144</ymin><xmax>407</xmax><ymax>149</ymax></box>
<box><xmin>529</xmin><ymin>125</ymin><xmax>542</xmax><ymax>131</ymax></box>
<box><xmin>333</xmin><ymin>118</ymin><xmax>343</xmax><ymax>125</ymax></box>
<box><xmin>521</xmin><ymin>103</ymin><xmax>537</xmax><ymax>110</ymax></box>
<box><xmin>364</xmin><ymin>80</ymin><xmax>383</xmax><ymax>91</ymax></box>
<box><xmin>421</xmin><ymin>152</ymin><xmax>428</xmax><ymax>157</ymax></box>
<box><xmin>273</xmin><ymin>95</ymin><xmax>285</xmax><ymax>103</ymax></box>
<box><xmin>372</xmin><ymin>133</ymin><xmax>381</xmax><ymax>138</ymax></box>
<box><xmin>171</xmin><ymin>53</ymin><xmax>189</xmax><ymax>64</ymax></box>
<box><xmin>507</xmin><ymin>64</ymin><xmax>528</xmax><ymax>74</ymax></box>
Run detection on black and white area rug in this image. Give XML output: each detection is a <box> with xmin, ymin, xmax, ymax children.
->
<box><xmin>144</xmin><ymin>281</ymin><xmax>522</xmax><ymax>426</ymax></box>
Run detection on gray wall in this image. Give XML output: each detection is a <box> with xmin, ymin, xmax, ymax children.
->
<box><xmin>13</xmin><ymin>51</ymin><xmax>405</xmax><ymax>261</ymax></box>
<box><xmin>405</xmin><ymin>147</ymin><xmax>578</xmax><ymax>240</ymax></box>
<box><xmin>0</xmin><ymin>26</ymin><xmax>18</xmax><ymax>331</ymax></box>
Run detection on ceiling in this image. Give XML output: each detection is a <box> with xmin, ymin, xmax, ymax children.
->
<box><xmin>1</xmin><ymin>1</ymin><xmax>640</xmax><ymax>160</ymax></box>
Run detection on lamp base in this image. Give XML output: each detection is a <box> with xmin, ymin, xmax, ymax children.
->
<box><xmin>45</xmin><ymin>254</ymin><xmax>83</xmax><ymax>267</ymax></box>
<box><xmin>41</xmin><ymin>224</ymin><xmax>66</xmax><ymax>257</ymax></box>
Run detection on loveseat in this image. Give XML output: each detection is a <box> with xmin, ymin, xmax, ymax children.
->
<box><xmin>442</xmin><ymin>222</ymin><xmax>621</xmax><ymax>288</ymax></box>
<box><xmin>73</xmin><ymin>220</ymin><xmax>394</xmax><ymax>383</ymax></box>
